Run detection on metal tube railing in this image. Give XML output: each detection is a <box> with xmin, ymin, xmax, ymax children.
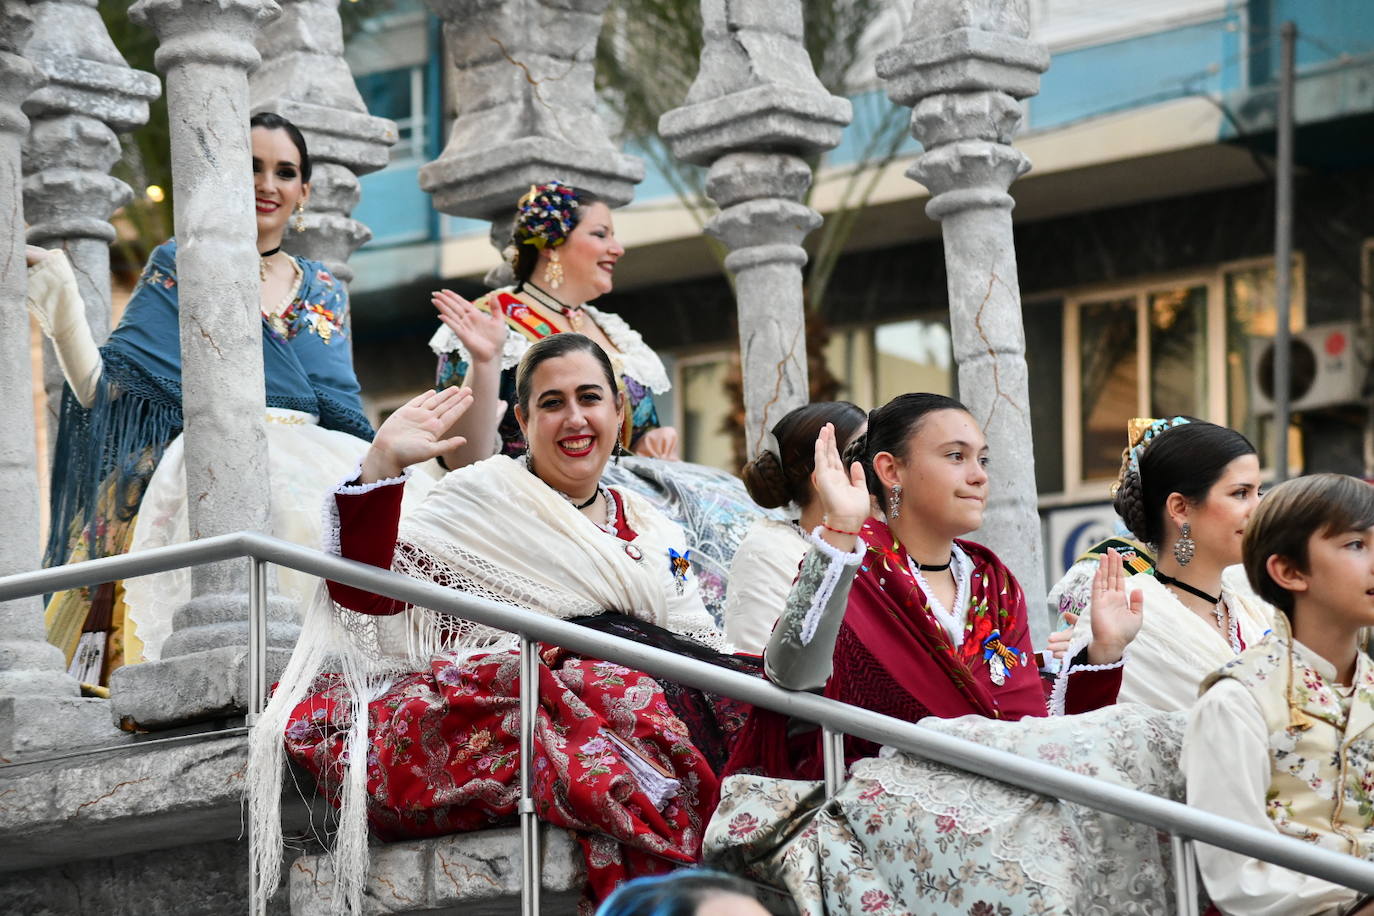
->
<box><xmin>5</xmin><ymin>531</ymin><xmax>1374</xmax><ymax>911</ymax></box>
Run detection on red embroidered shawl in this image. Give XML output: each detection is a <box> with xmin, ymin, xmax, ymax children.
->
<box><xmin>727</xmin><ymin>518</ymin><xmax>1045</xmax><ymax>779</ymax></box>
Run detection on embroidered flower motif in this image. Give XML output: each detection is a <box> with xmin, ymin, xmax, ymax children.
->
<box><xmin>936</xmin><ymin>813</ymin><xmax>958</xmax><ymax>834</ymax></box>
<box><xmin>727</xmin><ymin>812</ymin><xmax>761</xmax><ymax>839</ymax></box>
<box><xmin>859</xmin><ymin>889</ymin><xmax>892</xmax><ymax>912</ymax></box>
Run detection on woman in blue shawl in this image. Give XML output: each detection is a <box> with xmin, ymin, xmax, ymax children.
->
<box><xmin>28</xmin><ymin>112</ymin><xmax>430</xmax><ymax>688</ymax></box>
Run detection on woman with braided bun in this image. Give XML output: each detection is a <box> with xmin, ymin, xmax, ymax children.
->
<box><xmin>726</xmin><ymin>393</ymin><xmax>1141</xmax><ymax>780</ymax></box>
<box><xmin>1055</xmin><ymin>417</ymin><xmax>1275</xmax><ymax>711</ymax></box>
<box><xmin>725</xmin><ymin>402</ymin><xmax>866</xmax><ymax>654</ymax></box>
<box><xmin>430</xmin><ymin>181</ymin><xmax>677</xmax><ymax>466</ymax></box>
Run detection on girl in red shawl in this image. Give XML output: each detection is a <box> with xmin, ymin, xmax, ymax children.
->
<box><xmin>728</xmin><ymin>392</ymin><xmax>1144</xmax><ymax>779</ymax></box>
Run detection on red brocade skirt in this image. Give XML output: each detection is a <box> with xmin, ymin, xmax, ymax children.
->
<box><xmin>283</xmin><ymin>642</ymin><xmax>724</xmax><ymax>905</ymax></box>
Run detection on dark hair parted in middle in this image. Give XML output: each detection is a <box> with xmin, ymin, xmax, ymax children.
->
<box><xmin>513</xmin><ymin>333</ymin><xmax>619</xmax><ymax>413</ymax></box>
<box><xmin>842</xmin><ymin>392</ymin><xmax>970</xmax><ymax>502</ymax></box>
<box><xmin>742</xmin><ymin>401</ymin><xmax>866</xmax><ymax>508</ymax></box>
<box><xmin>1112</xmin><ymin>420</ymin><xmax>1256</xmax><ymax>547</ymax></box>
<box><xmin>1242</xmin><ymin>473</ymin><xmax>1374</xmax><ymax>618</ymax></box>
<box><xmin>250</xmin><ymin>111</ymin><xmax>312</xmax><ymax>184</ymax></box>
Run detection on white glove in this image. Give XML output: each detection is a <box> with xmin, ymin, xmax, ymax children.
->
<box><xmin>26</xmin><ymin>250</ymin><xmax>102</xmax><ymax>408</ymax></box>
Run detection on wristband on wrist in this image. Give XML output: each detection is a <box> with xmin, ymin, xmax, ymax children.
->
<box><xmin>822</xmin><ymin>522</ymin><xmax>860</xmax><ymax>537</ymax></box>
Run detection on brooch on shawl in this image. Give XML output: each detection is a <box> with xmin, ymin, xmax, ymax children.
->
<box><xmin>668</xmin><ymin>548</ymin><xmax>692</xmax><ymax>595</ymax></box>
<box><xmin>981</xmin><ymin>630</ymin><xmax>1027</xmax><ymax>686</ymax></box>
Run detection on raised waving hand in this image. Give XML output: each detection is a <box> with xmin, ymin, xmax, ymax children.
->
<box><xmin>810</xmin><ymin>422</ymin><xmax>870</xmax><ymax>550</ymax></box>
<box><xmin>361</xmin><ymin>387</ymin><xmax>474</xmax><ymax>483</ymax></box>
<box><xmin>433</xmin><ymin>289</ymin><xmax>507</xmax><ymax>366</ymax></box>
<box><xmin>1085</xmin><ymin>548</ymin><xmax>1144</xmax><ymax>665</ymax></box>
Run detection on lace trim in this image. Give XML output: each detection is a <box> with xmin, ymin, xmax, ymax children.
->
<box><xmin>907</xmin><ymin>542</ymin><xmax>973</xmax><ymax>649</ymax></box>
<box><xmin>428</xmin><ymin>308</ymin><xmax>532</xmax><ymax>372</ymax></box>
<box><xmin>799</xmin><ymin>527</ymin><xmax>865</xmax><ymax>646</ymax></box>
<box><xmin>583</xmin><ymin>305</ymin><xmax>671</xmax><ymax>393</ymax></box>
<box><xmin>321</xmin><ymin>460</ymin><xmax>411</xmax><ymax>557</ymax></box>
<box><xmin>1048</xmin><ymin>635</ymin><xmax>1128</xmax><ymax>716</ymax></box>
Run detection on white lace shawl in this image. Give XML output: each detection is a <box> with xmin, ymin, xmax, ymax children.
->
<box><xmin>427</xmin><ymin>291</ymin><xmax>672</xmax><ymax>393</ymax></box>
<box><xmin>249</xmin><ymin>455</ymin><xmax>720</xmax><ymax>914</ymax></box>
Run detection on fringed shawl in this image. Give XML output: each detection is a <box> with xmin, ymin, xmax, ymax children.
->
<box><xmin>250</xmin><ymin>455</ymin><xmax>719</xmax><ymax>914</ymax></box>
<box><xmin>45</xmin><ymin>239</ymin><xmax>372</xmax><ymax>568</ymax></box>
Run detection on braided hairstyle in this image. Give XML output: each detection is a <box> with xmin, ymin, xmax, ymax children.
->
<box><xmin>507</xmin><ymin>181</ymin><xmax>604</xmax><ymax>285</ymax></box>
<box><xmin>1112</xmin><ymin>419</ymin><xmax>1256</xmax><ymax>546</ymax></box>
<box><xmin>842</xmin><ymin>392</ymin><xmax>969</xmax><ymax>503</ymax></box>
<box><xmin>741</xmin><ymin>401</ymin><xmax>866</xmax><ymax>509</ymax></box>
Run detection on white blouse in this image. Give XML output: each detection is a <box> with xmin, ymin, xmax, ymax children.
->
<box><xmin>723</xmin><ymin>518</ymin><xmax>808</xmax><ymax>654</ymax></box>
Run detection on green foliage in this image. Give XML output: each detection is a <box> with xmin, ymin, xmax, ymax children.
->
<box><xmin>100</xmin><ymin>0</ymin><xmax>170</xmax><ymax>273</ymax></box>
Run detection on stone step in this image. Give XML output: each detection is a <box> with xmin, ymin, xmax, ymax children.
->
<box><xmin>290</xmin><ymin>826</ymin><xmax>585</xmax><ymax>916</ymax></box>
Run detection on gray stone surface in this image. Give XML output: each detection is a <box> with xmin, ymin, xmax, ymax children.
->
<box><xmin>290</xmin><ymin>826</ymin><xmax>583</xmax><ymax>916</ymax></box>
<box><xmin>21</xmin><ymin>0</ymin><xmax>161</xmax><ymax>448</ymax></box>
<box><xmin>2</xmin><ymin>838</ymin><xmax>295</xmax><ymax>916</ymax></box>
<box><xmin>0</xmin><ymin>731</ymin><xmax>319</xmax><ymax>872</ymax></box>
<box><xmin>419</xmin><ymin>0</ymin><xmax>644</xmax><ymax>285</ymax></box>
<box><xmin>116</xmin><ymin>0</ymin><xmax>287</xmax><ymax>728</ymax></box>
<box><xmin>0</xmin><ymin>0</ymin><xmax>85</xmax><ymax>709</ymax></box>
<box><xmin>660</xmin><ymin>0</ymin><xmax>850</xmax><ymax>459</ymax></box>
<box><xmin>876</xmin><ymin>0</ymin><xmax>1051</xmax><ymax>632</ymax></box>
<box><xmin>109</xmin><ymin>643</ymin><xmax>295</xmax><ymax>731</ymax></box>
<box><xmin>0</xmin><ymin>694</ymin><xmax>129</xmax><ymax>762</ymax></box>
<box><xmin>251</xmin><ymin>0</ymin><xmax>398</xmax><ymax>285</ymax></box>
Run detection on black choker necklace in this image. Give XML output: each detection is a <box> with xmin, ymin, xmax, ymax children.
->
<box><xmin>1155</xmin><ymin>571</ymin><xmax>1220</xmax><ymax>605</ymax></box>
<box><xmin>571</xmin><ymin>490</ymin><xmax>599</xmax><ymax>510</ymax></box>
<box><xmin>914</xmin><ymin>558</ymin><xmax>952</xmax><ymax>572</ymax></box>
<box><xmin>258</xmin><ymin>246</ymin><xmax>281</xmax><ymax>281</ymax></box>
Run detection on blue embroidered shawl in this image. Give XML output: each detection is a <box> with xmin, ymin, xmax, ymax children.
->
<box><xmin>45</xmin><ymin>239</ymin><xmax>373</xmax><ymax>568</ymax></box>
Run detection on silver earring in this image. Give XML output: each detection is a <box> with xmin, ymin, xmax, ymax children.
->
<box><xmin>1174</xmin><ymin>522</ymin><xmax>1195</xmax><ymax>566</ymax></box>
<box><xmin>887</xmin><ymin>484</ymin><xmax>902</xmax><ymax>520</ymax></box>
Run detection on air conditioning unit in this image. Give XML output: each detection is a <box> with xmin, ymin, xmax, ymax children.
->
<box><xmin>1249</xmin><ymin>321</ymin><xmax>1365</xmax><ymax>414</ymax></box>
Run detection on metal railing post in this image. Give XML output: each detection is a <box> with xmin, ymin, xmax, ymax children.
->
<box><xmin>822</xmin><ymin>726</ymin><xmax>845</xmax><ymax>799</ymax></box>
<box><xmin>518</xmin><ymin>634</ymin><xmax>541</xmax><ymax>916</ymax></box>
<box><xmin>247</xmin><ymin>557</ymin><xmax>267</xmax><ymax>916</ymax></box>
<box><xmin>1172</xmin><ymin>833</ymin><xmax>1201</xmax><ymax>916</ymax></box>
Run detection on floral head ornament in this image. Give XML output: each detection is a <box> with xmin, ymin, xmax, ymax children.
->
<box><xmin>509</xmin><ymin>180</ymin><xmax>580</xmax><ymax>258</ymax></box>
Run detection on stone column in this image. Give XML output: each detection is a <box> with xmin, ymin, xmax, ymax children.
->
<box><xmin>659</xmin><ymin>0</ymin><xmax>850</xmax><ymax>460</ymax></box>
<box><xmin>419</xmin><ymin>0</ymin><xmax>644</xmax><ymax>283</ymax></box>
<box><xmin>21</xmin><ymin>0</ymin><xmax>161</xmax><ymax>445</ymax></box>
<box><xmin>876</xmin><ymin>0</ymin><xmax>1051</xmax><ymax>626</ymax></box>
<box><xmin>250</xmin><ymin>0</ymin><xmax>397</xmax><ymax>285</ymax></box>
<box><xmin>109</xmin><ymin>0</ymin><xmax>288</xmax><ymax>730</ymax></box>
<box><xmin>0</xmin><ymin>0</ymin><xmax>122</xmax><ymax>758</ymax></box>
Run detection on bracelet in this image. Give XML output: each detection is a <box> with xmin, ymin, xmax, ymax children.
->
<box><xmin>822</xmin><ymin>522</ymin><xmax>861</xmax><ymax>537</ymax></box>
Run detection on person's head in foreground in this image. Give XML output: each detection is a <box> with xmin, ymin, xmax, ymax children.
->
<box><xmin>595</xmin><ymin>870</ymin><xmax>770</xmax><ymax>916</ymax></box>
<box><xmin>1243</xmin><ymin>473</ymin><xmax>1374</xmax><ymax>665</ymax></box>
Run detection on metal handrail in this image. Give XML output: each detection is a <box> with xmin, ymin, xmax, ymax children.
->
<box><xmin>5</xmin><ymin>530</ymin><xmax>1374</xmax><ymax>913</ymax></box>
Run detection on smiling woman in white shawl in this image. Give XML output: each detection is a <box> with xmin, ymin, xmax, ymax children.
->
<box><xmin>249</xmin><ymin>334</ymin><xmax>758</xmax><ymax>914</ymax></box>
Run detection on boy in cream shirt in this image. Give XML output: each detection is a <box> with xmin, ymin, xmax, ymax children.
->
<box><xmin>1185</xmin><ymin>473</ymin><xmax>1374</xmax><ymax>915</ymax></box>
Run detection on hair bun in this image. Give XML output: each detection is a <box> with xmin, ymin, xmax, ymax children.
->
<box><xmin>1112</xmin><ymin>467</ymin><xmax>1150</xmax><ymax>544</ymax></box>
<box><xmin>742</xmin><ymin>449</ymin><xmax>791</xmax><ymax>509</ymax></box>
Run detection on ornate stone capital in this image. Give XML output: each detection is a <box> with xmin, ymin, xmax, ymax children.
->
<box><xmin>659</xmin><ymin>0</ymin><xmax>850</xmax><ymax>165</ymax></box>
<box><xmin>252</xmin><ymin>0</ymin><xmax>398</xmax><ymax>281</ymax></box>
<box><xmin>131</xmin><ymin>0</ymin><xmax>281</xmax><ymax>72</ymax></box>
<box><xmin>419</xmin><ymin>0</ymin><xmax>643</xmax><ymax>220</ymax></box>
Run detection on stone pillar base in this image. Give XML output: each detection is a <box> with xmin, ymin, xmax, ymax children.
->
<box><xmin>0</xmin><ymin>694</ymin><xmax>128</xmax><ymax>761</ymax></box>
<box><xmin>109</xmin><ymin>645</ymin><xmax>294</xmax><ymax>731</ymax></box>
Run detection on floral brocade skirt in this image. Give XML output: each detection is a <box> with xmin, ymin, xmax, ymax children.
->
<box><xmin>283</xmin><ymin>630</ymin><xmax>758</xmax><ymax>906</ymax></box>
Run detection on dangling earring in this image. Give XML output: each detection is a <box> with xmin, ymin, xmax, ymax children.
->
<box><xmin>293</xmin><ymin>200</ymin><xmax>307</xmax><ymax>233</ymax></box>
<box><xmin>543</xmin><ymin>249</ymin><xmax>563</xmax><ymax>290</ymax></box>
<box><xmin>1174</xmin><ymin>522</ymin><xmax>1195</xmax><ymax>566</ymax></box>
<box><xmin>887</xmin><ymin>484</ymin><xmax>903</xmax><ymax>520</ymax></box>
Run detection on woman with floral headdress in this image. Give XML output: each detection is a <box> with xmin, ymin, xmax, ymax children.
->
<box><xmin>1051</xmin><ymin>416</ymin><xmax>1276</xmax><ymax>711</ymax></box>
<box><xmin>429</xmin><ymin>181</ymin><xmax>768</xmax><ymax>621</ymax></box>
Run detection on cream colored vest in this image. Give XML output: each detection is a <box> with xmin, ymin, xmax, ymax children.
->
<box><xmin>1202</xmin><ymin>630</ymin><xmax>1374</xmax><ymax>856</ymax></box>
